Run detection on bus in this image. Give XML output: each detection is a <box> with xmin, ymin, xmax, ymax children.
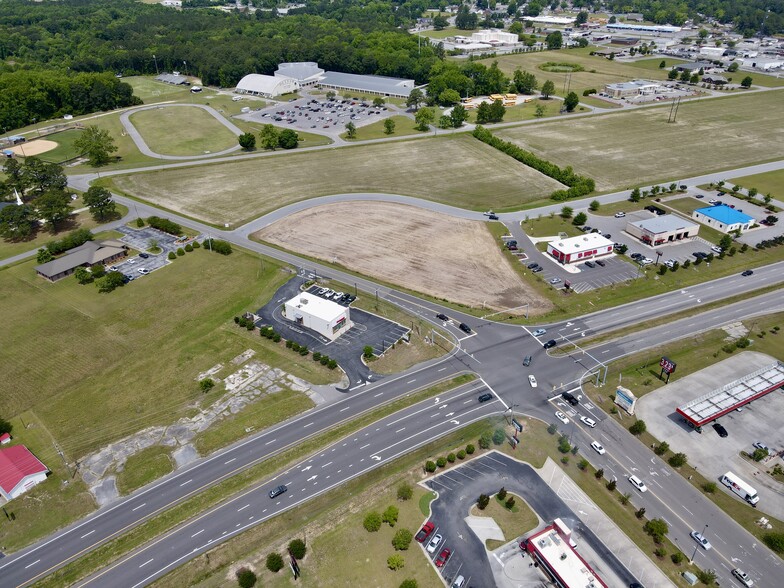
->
<box><xmin>720</xmin><ymin>471</ymin><xmax>759</xmax><ymax>506</ymax></box>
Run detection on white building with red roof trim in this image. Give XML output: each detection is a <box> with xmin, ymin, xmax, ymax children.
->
<box><xmin>0</xmin><ymin>445</ymin><xmax>50</xmax><ymax>501</ymax></box>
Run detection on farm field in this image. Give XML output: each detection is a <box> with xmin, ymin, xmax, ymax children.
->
<box><xmin>0</xmin><ymin>244</ymin><xmax>339</xmax><ymax>461</ymax></box>
<box><xmin>496</xmin><ymin>90</ymin><xmax>784</xmax><ymax>192</ymax></box>
<box><xmin>730</xmin><ymin>168</ymin><xmax>784</xmax><ymax>198</ymax></box>
<box><xmin>254</xmin><ymin>201</ymin><xmax>553</xmax><ymax>313</ymax></box>
<box><xmin>109</xmin><ymin>134</ymin><xmax>565</xmax><ymax>226</ymax></box>
<box><xmin>129</xmin><ymin>106</ymin><xmax>238</xmax><ymax>156</ymax></box>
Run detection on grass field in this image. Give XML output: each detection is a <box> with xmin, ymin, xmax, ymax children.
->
<box><xmin>730</xmin><ymin>168</ymin><xmax>784</xmax><ymax>197</ymax></box>
<box><xmin>0</xmin><ymin>245</ymin><xmax>340</xmax><ymax>460</ymax></box>
<box><xmin>464</xmin><ymin>98</ymin><xmax>589</xmax><ymax>123</ymax></box>
<box><xmin>497</xmin><ymin>90</ymin><xmax>784</xmax><ymax>192</ymax></box>
<box><xmin>36</xmin><ymin>129</ymin><xmax>85</xmax><ymax>163</ymax></box>
<box><xmin>109</xmin><ymin>134</ymin><xmax>565</xmax><ymax>226</ymax></box>
<box><xmin>129</xmin><ymin>106</ymin><xmax>238</xmax><ymax>156</ymax></box>
<box><xmin>115</xmin><ymin>446</ymin><xmax>174</xmax><ymax>495</ymax></box>
<box><xmin>473</xmin><ymin>493</ymin><xmax>539</xmax><ymax>550</ymax></box>
<box><xmin>341</xmin><ymin>115</ymin><xmax>421</xmax><ymax>140</ymax></box>
<box><xmin>123</xmin><ymin>76</ymin><xmax>192</xmax><ymax>103</ymax></box>
<box><xmin>0</xmin><ymin>203</ymin><xmax>128</xmax><ymax>261</ymax></box>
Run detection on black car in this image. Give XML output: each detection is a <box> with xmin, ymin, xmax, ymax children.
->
<box><xmin>562</xmin><ymin>391</ymin><xmax>579</xmax><ymax>406</ymax></box>
<box><xmin>631</xmin><ymin>252</ymin><xmax>643</xmax><ymax>260</ymax></box>
<box><xmin>269</xmin><ymin>484</ymin><xmax>288</xmax><ymax>499</ymax></box>
<box><xmin>543</xmin><ymin>339</ymin><xmax>557</xmax><ymax>349</ymax></box>
<box><xmin>532</xmin><ymin>266</ymin><xmax>544</xmax><ymax>273</ymax></box>
<box><xmin>581</xmin><ymin>226</ymin><xmax>592</xmax><ymax>232</ymax></box>
<box><xmin>523</xmin><ymin>355</ymin><xmax>532</xmax><ymax>366</ymax></box>
<box><xmin>584</xmin><ymin>261</ymin><xmax>596</xmax><ymax>268</ymax></box>
<box><xmin>478</xmin><ymin>393</ymin><xmax>493</xmax><ymax>403</ymax></box>
<box><xmin>741</xmin><ymin>270</ymin><xmax>754</xmax><ymax>276</ymax></box>
<box><xmin>436</xmin><ymin>313</ymin><xmax>449</xmax><ymax>321</ymax></box>
<box><xmin>595</xmin><ymin>259</ymin><xmax>606</xmax><ymax>267</ymax></box>
<box><xmin>603</xmin><ymin>233</ymin><xmax>611</xmax><ymax>239</ymax></box>
<box><xmin>713</xmin><ymin>422</ymin><xmax>728</xmax><ymax>438</ymax></box>
<box><xmin>527</xmin><ymin>262</ymin><xmax>540</xmax><ymax>269</ymax></box>
<box><xmin>459</xmin><ymin>323</ymin><xmax>472</xmax><ymax>334</ymax></box>
<box><xmin>139</xmin><ymin>252</ymin><xmax>149</xmax><ymax>259</ymax></box>
<box><xmin>488</xmin><ymin>214</ymin><xmax>499</xmax><ymax>220</ymax></box>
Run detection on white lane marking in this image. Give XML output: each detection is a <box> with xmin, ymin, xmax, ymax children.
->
<box><xmin>24</xmin><ymin>559</ymin><xmax>41</xmax><ymax>569</ymax></box>
<box><xmin>237</xmin><ymin>504</ymin><xmax>250</xmax><ymax>512</ymax></box>
<box><xmin>396</xmin><ymin>427</ymin><xmax>406</xmax><ymax>433</ymax></box>
<box><xmin>80</xmin><ymin>530</ymin><xmax>95</xmax><ymax>539</ymax></box>
<box><xmin>265</xmin><ymin>439</ymin><xmax>276</xmax><ymax>445</ymax></box>
<box><xmin>303</xmin><ymin>422</ymin><xmax>314</xmax><ymax>428</ymax></box>
<box><xmin>322</xmin><ymin>461</ymin><xmax>332</xmax><ymax>468</ymax></box>
<box><xmin>132</xmin><ymin>503</ymin><xmax>146</xmax><ymax>511</ymax></box>
<box><xmin>407</xmin><ymin>379</ymin><xmax>416</xmax><ymax>384</ymax></box>
<box><xmin>340</xmin><ymin>406</ymin><xmax>351</xmax><ymax>412</ymax></box>
<box><xmin>374</xmin><ymin>392</ymin><xmax>383</xmax><ymax>397</ymax></box>
<box><xmin>224</xmin><ymin>458</ymin><xmax>236</xmax><ymax>464</ymax></box>
<box><xmin>139</xmin><ymin>558</ymin><xmax>154</xmax><ymax>568</ymax></box>
<box><xmin>191</xmin><ymin>529</ymin><xmax>204</xmax><ymax>538</ymax></box>
<box><xmin>180</xmin><ymin>479</ymin><xmax>192</xmax><ymax>487</ymax></box>
<box><xmin>360</xmin><ymin>443</ymin><xmax>370</xmax><ymax>450</ymax></box>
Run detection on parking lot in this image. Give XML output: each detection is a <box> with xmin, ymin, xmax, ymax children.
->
<box><xmin>111</xmin><ymin>226</ymin><xmax>198</xmax><ymax>283</ymax></box>
<box><xmin>635</xmin><ymin>351</ymin><xmax>784</xmax><ymax>519</ymax></box>
<box><xmin>240</xmin><ymin>94</ymin><xmax>392</xmax><ymax>137</ymax></box>
<box><xmin>254</xmin><ymin>277</ymin><xmax>409</xmax><ymax>388</ymax></box>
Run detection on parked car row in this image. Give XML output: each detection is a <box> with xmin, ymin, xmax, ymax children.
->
<box><xmin>313</xmin><ymin>287</ymin><xmax>355</xmax><ymax>305</ymax></box>
<box><xmin>416</xmin><ymin>521</ymin><xmax>462</xmax><ymax>584</ymax></box>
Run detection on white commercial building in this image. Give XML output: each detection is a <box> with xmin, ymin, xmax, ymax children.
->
<box><xmin>547</xmin><ymin>233</ymin><xmax>614</xmax><ymax>264</ymax></box>
<box><xmin>274</xmin><ymin>62</ymin><xmax>324</xmax><ymax>87</ymax></box>
<box><xmin>525</xmin><ymin>16</ymin><xmax>576</xmax><ymax>26</ymax></box>
<box><xmin>470</xmin><ymin>29</ymin><xmax>519</xmax><ymax>44</ymax></box>
<box><xmin>604</xmin><ymin>79</ymin><xmax>661</xmax><ymax>99</ymax></box>
<box><xmin>284</xmin><ymin>292</ymin><xmax>351</xmax><ymax>341</ymax></box>
<box><xmin>235</xmin><ymin>74</ymin><xmax>301</xmax><ymax>98</ymax></box>
<box><xmin>626</xmin><ymin>215</ymin><xmax>699</xmax><ymax>246</ymax></box>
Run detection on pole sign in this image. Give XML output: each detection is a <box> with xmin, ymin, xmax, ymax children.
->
<box><xmin>512</xmin><ymin>418</ymin><xmax>523</xmax><ymax>432</ymax></box>
<box><xmin>660</xmin><ymin>357</ymin><xmax>677</xmax><ymax>374</ymax></box>
<box><xmin>614</xmin><ymin>386</ymin><xmax>637</xmax><ymax>415</ymax></box>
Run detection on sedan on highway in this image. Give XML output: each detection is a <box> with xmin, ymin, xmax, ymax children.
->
<box><xmin>532</xmin><ymin>328</ymin><xmax>547</xmax><ymax>337</ymax></box>
<box><xmin>628</xmin><ymin>475</ymin><xmax>648</xmax><ymax>492</ymax></box>
<box><xmin>268</xmin><ymin>485</ymin><xmax>287</xmax><ymax>499</ymax></box>
<box><xmin>555</xmin><ymin>411</ymin><xmax>569</xmax><ymax>425</ymax></box>
<box><xmin>528</xmin><ymin>375</ymin><xmax>538</xmax><ymax>388</ymax></box>
<box><xmin>426</xmin><ymin>533</ymin><xmax>443</xmax><ymax>554</ymax></box>
<box><xmin>435</xmin><ymin>548</ymin><xmax>451</xmax><ymax>567</ymax></box>
<box><xmin>614</xmin><ymin>212</ymin><xmax>626</xmax><ymax>218</ymax></box>
<box><xmin>732</xmin><ymin>568</ymin><xmax>754</xmax><ymax>586</ymax></box>
<box><xmin>690</xmin><ymin>530</ymin><xmax>712</xmax><ymax>550</ymax></box>
<box><xmin>742</xmin><ymin>269</ymin><xmax>754</xmax><ymax>276</ymax></box>
<box><xmin>590</xmin><ymin>441</ymin><xmax>605</xmax><ymax>455</ymax></box>
<box><xmin>580</xmin><ymin>416</ymin><xmax>596</xmax><ymax>428</ymax></box>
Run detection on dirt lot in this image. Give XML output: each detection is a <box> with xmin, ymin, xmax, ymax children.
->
<box><xmin>255</xmin><ymin>201</ymin><xmax>552</xmax><ymax>313</ymax></box>
<box><xmin>11</xmin><ymin>139</ymin><xmax>58</xmax><ymax>156</ymax></box>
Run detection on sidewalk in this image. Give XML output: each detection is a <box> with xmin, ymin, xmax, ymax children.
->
<box><xmin>538</xmin><ymin>457</ymin><xmax>675</xmax><ymax>588</ymax></box>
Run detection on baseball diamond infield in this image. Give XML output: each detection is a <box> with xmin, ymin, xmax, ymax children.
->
<box><xmin>10</xmin><ymin>139</ymin><xmax>58</xmax><ymax>156</ymax></box>
<box><xmin>254</xmin><ymin>201</ymin><xmax>553</xmax><ymax>314</ymax></box>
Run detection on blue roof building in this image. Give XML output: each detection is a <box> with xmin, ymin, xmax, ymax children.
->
<box><xmin>692</xmin><ymin>205</ymin><xmax>755</xmax><ymax>233</ymax></box>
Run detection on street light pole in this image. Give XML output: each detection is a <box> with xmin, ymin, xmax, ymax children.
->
<box><xmin>691</xmin><ymin>523</ymin><xmax>708</xmax><ymax>563</ymax></box>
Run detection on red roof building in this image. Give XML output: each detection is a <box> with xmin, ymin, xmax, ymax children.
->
<box><xmin>0</xmin><ymin>432</ymin><xmax>11</xmax><ymax>445</ymax></box>
<box><xmin>0</xmin><ymin>445</ymin><xmax>50</xmax><ymax>500</ymax></box>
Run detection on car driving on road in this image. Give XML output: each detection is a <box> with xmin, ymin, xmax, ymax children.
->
<box><xmin>628</xmin><ymin>475</ymin><xmax>648</xmax><ymax>492</ymax></box>
<box><xmin>591</xmin><ymin>441</ymin><xmax>605</xmax><ymax>454</ymax></box>
<box><xmin>732</xmin><ymin>568</ymin><xmax>753</xmax><ymax>586</ymax></box>
<box><xmin>459</xmin><ymin>323</ymin><xmax>472</xmax><ymax>334</ymax></box>
<box><xmin>690</xmin><ymin>530</ymin><xmax>712</xmax><ymax>550</ymax></box>
<box><xmin>268</xmin><ymin>485</ymin><xmax>287</xmax><ymax>499</ymax></box>
<box><xmin>543</xmin><ymin>339</ymin><xmax>557</xmax><ymax>349</ymax></box>
<box><xmin>580</xmin><ymin>416</ymin><xmax>596</xmax><ymax>428</ymax></box>
<box><xmin>478</xmin><ymin>393</ymin><xmax>493</xmax><ymax>403</ymax></box>
<box><xmin>532</xmin><ymin>328</ymin><xmax>546</xmax><ymax>337</ymax></box>
<box><xmin>555</xmin><ymin>411</ymin><xmax>569</xmax><ymax>425</ymax></box>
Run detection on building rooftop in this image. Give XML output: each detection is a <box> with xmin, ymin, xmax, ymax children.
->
<box><xmin>319</xmin><ymin>71</ymin><xmax>414</xmax><ymax>97</ymax></box>
<box><xmin>275</xmin><ymin>62</ymin><xmax>324</xmax><ymax>81</ymax></box>
<box><xmin>528</xmin><ymin>524</ymin><xmax>607</xmax><ymax>588</ymax></box>
<box><xmin>236</xmin><ymin>74</ymin><xmax>291</xmax><ymax>94</ymax></box>
<box><xmin>35</xmin><ymin>240</ymin><xmax>127</xmax><ymax>278</ymax></box>
<box><xmin>286</xmin><ymin>291</ymin><xmax>346</xmax><ymax>322</ymax></box>
<box><xmin>551</xmin><ymin>233</ymin><xmax>614</xmax><ymax>252</ymax></box>
<box><xmin>606</xmin><ymin>79</ymin><xmax>660</xmax><ymax>90</ymax></box>
<box><xmin>0</xmin><ymin>445</ymin><xmax>49</xmax><ymax>497</ymax></box>
<box><xmin>155</xmin><ymin>73</ymin><xmax>189</xmax><ymax>85</ymax></box>
<box><xmin>695</xmin><ymin>205</ymin><xmax>754</xmax><ymax>225</ymax></box>
<box><xmin>629</xmin><ymin>214</ymin><xmax>697</xmax><ymax>234</ymax></box>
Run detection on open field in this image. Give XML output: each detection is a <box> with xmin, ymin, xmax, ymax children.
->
<box><xmin>255</xmin><ymin>201</ymin><xmax>553</xmax><ymax>312</ymax></box>
<box><xmin>115</xmin><ymin>446</ymin><xmax>174</xmax><ymax>496</ymax></box>
<box><xmin>486</xmin><ymin>47</ymin><xmax>680</xmax><ymax>98</ymax></box>
<box><xmin>465</xmin><ymin>98</ymin><xmax>589</xmax><ymax>124</ymax></box>
<box><xmin>33</xmin><ymin>129</ymin><xmax>85</xmax><ymax>163</ymax></box>
<box><xmin>109</xmin><ymin>134</ymin><xmax>565</xmax><ymax>226</ymax></box>
<box><xmin>730</xmin><ymin>168</ymin><xmax>784</xmax><ymax>197</ymax></box>
<box><xmin>129</xmin><ymin>106</ymin><xmax>238</xmax><ymax>156</ymax></box>
<box><xmin>123</xmin><ymin>76</ymin><xmax>192</xmax><ymax>103</ymax></box>
<box><xmin>0</xmin><ymin>244</ymin><xmax>340</xmax><ymax>460</ymax></box>
<box><xmin>341</xmin><ymin>114</ymin><xmax>420</xmax><ymax>140</ymax></box>
<box><xmin>497</xmin><ymin>90</ymin><xmax>784</xmax><ymax>192</ymax></box>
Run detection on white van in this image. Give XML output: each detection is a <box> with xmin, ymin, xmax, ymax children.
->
<box><xmin>451</xmin><ymin>576</ymin><xmax>465</xmax><ymax>588</ymax></box>
<box><xmin>232</xmin><ymin>95</ymin><xmax>243</xmax><ymax>102</ymax></box>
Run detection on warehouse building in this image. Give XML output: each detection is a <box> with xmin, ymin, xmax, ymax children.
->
<box><xmin>522</xmin><ymin>519</ymin><xmax>609</xmax><ymax>588</ymax></box>
<box><xmin>626</xmin><ymin>215</ymin><xmax>699</xmax><ymax>245</ymax></box>
<box><xmin>693</xmin><ymin>205</ymin><xmax>754</xmax><ymax>233</ymax></box>
<box><xmin>547</xmin><ymin>233</ymin><xmax>614</xmax><ymax>264</ymax></box>
<box><xmin>317</xmin><ymin>71</ymin><xmax>415</xmax><ymax>98</ymax></box>
<box><xmin>284</xmin><ymin>292</ymin><xmax>352</xmax><ymax>341</ymax></box>
<box><xmin>603</xmin><ymin>79</ymin><xmax>661</xmax><ymax>99</ymax></box>
<box><xmin>235</xmin><ymin>74</ymin><xmax>301</xmax><ymax>98</ymax></box>
<box><xmin>274</xmin><ymin>62</ymin><xmax>324</xmax><ymax>87</ymax></box>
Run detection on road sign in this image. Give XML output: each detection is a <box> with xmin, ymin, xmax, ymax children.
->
<box><xmin>512</xmin><ymin>418</ymin><xmax>523</xmax><ymax>432</ymax></box>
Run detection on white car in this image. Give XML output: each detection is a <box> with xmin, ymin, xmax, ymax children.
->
<box><xmin>137</xmin><ymin>268</ymin><xmax>149</xmax><ymax>275</ymax></box>
<box><xmin>732</xmin><ymin>568</ymin><xmax>754</xmax><ymax>587</ymax></box>
<box><xmin>232</xmin><ymin>95</ymin><xmax>243</xmax><ymax>102</ymax></box>
<box><xmin>426</xmin><ymin>533</ymin><xmax>443</xmax><ymax>554</ymax></box>
<box><xmin>532</xmin><ymin>328</ymin><xmax>547</xmax><ymax>337</ymax></box>
<box><xmin>590</xmin><ymin>441</ymin><xmax>605</xmax><ymax>455</ymax></box>
<box><xmin>690</xmin><ymin>530</ymin><xmax>712</xmax><ymax>550</ymax></box>
<box><xmin>614</xmin><ymin>212</ymin><xmax>626</xmax><ymax>218</ymax></box>
<box><xmin>528</xmin><ymin>375</ymin><xmax>538</xmax><ymax>388</ymax></box>
<box><xmin>640</xmin><ymin>257</ymin><xmax>653</xmax><ymax>265</ymax></box>
<box><xmin>664</xmin><ymin>259</ymin><xmax>676</xmax><ymax>268</ymax></box>
<box><xmin>628</xmin><ymin>475</ymin><xmax>648</xmax><ymax>492</ymax></box>
<box><xmin>709</xmin><ymin>198</ymin><xmax>718</xmax><ymax>204</ymax></box>
<box><xmin>555</xmin><ymin>411</ymin><xmax>570</xmax><ymax>425</ymax></box>
<box><xmin>580</xmin><ymin>416</ymin><xmax>596</xmax><ymax>428</ymax></box>
<box><xmin>711</xmin><ymin>245</ymin><xmax>723</xmax><ymax>253</ymax></box>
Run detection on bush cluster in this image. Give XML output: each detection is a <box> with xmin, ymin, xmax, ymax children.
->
<box><xmin>46</xmin><ymin>228</ymin><xmax>93</xmax><ymax>255</ymax></box>
<box><xmin>472</xmin><ymin>126</ymin><xmax>595</xmax><ymax>201</ymax></box>
<box><xmin>234</xmin><ymin>316</ymin><xmax>256</xmax><ymax>331</ymax></box>
<box><xmin>259</xmin><ymin>326</ymin><xmax>282</xmax><ymax>343</ymax></box>
<box><xmin>146</xmin><ymin>216</ymin><xmax>182</xmax><ymax>235</ymax></box>
<box><xmin>203</xmin><ymin>238</ymin><xmax>233</xmax><ymax>255</ymax></box>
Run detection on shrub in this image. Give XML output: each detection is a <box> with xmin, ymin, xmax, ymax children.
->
<box><xmin>236</xmin><ymin>567</ymin><xmax>257</xmax><ymax>588</ymax></box>
<box><xmin>425</xmin><ymin>460</ymin><xmax>437</xmax><ymax>473</ymax></box>
<box><xmin>289</xmin><ymin>538</ymin><xmax>307</xmax><ymax>559</ymax></box>
<box><xmin>671</xmin><ymin>551</ymin><xmax>684</xmax><ymax>564</ymax></box>
<box><xmin>184</xmin><ymin>243</ymin><xmax>193</xmax><ymax>252</ymax></box>
<box><xmin>291</xmin><ymin>342</ymin><xmax>301</xmax><ymax>352</ymax></box>
<box><xmin>327</xmin><ymin>359</ymin><xmax>338</xmax><ymax>369</ymax></box>
<box><xmin>299</xmin><ymin>346</ymin><xmax>309</xmax><ymax>356</ymax></box>
<box><xmin>577</xmin><ymin>458</ymin><xmax>589</xmax><ymax>470</ymax></box>
<box><xmin>363</xmin><ymin>511</ymin><xmax>382</xmax><ymax>532</ymax></box>
<box><xmin>505</xmin><ymin>496</ymin><xmax>516</xmax><ymax>509</ymax></box>
<box><xmin>702</xmin><ymin>482</ymin><xmax>717</xmax><ymax>493</ymax></box>
<box><xmin>654</xmin><ymin>441</ymin><xmax>669</xmax><ymax>455</ymax></box>
<box><xmin>176</xmin><ymin>247</ymin><xmax>185</xmax><ymax>256</ymax></box>
<box><xmin>696</xmin><ymin>569</ymin><xmax>717</xmax><ymax>584</ymax></box>
<box><xmin>752</xmin><ymin>448</ymin><xmax>769</xmax><ymax>461</ymax></box>
<box><xmin>629</xmin><ymin>420</ymin><xmax>647</xmax><ymax>435</ymax></box>
<box><xmin>192</xmin><ymin>240</ymin><xmax>200</xmax><ymax>249</ymax></box>
<box><xmin>391</xmin><ymin>528</ymin><xmax>413</xmax><ymax>550</ymax></box>
<box><xmin>91</xmin><ymin>264</ymin><xmax>106</xmax><ymax>278</ymax></box>
<box><xmin>497</xmin><ymin>487</ymin><xmax>507</xmax><ymax>501</ymax></box>
<box><xmin>320</xmin><ymin>355</ymin><xmax>329</xmax><ymax>365</ymax></box>
<box><xmin>399</xmin><ymin>580</ymin><xmax>418</xmax><ymax>588</ymax></box>
<box><xmin>266</xmin><ymin>552</ymin><xmax>284</xmax><ymax>572</ymax></box>
<box><xmin>668</xmin><ymin>453</ymin><xmax>687</xmax><ymax>467</ymax></box>
<box><xmin>397</xmin><ymin>483</ymin><xmax>413</xmax><ymax>501</ymax></box>
<box><xmin>436</xmin><ymin>456</ymin><xmax>447</xmax><ymax>468</ymax></box>
<box><xmin>492</xmin><ymin>428</ymin><xmax>506</xmax><ymax>445</ymax></box>
<box><xmin>272</xmin><ymin>333</ymin><xmax>281</xmax><ymax>343</ymax></box>
<box><xmin>558</xmin><ymin>435</ymin><xmax>571</xmax><ymax>454</ymax></box>
<box><xmin>447</xmin><ymin>452</ymin><xmax>456</xmax><ymax>463</ymax></box>
<box><xmin>479</xmin><ymin>432</ymin><xmax>492</xmax><ymax>449</ymax></box>
<box><xmin>635</xmin><ymin>507</ymin><xmax>646</xmax><ymax>519</ymax></box>
<box><xmin>644</xmin><ymin>518</ymin><xmax>669</xmax><ymax>542</ymax></box>
<box><xmin>561</xmin><ymin>456</ymin><xmax>569</xmax><ymax>464</ymax></box>
<box><xmin>465</xmin><ymin>444</ymin><xmax>475</xmax><ymax>455</ymax></box>
<box><xmin>199</xmin><ymin>378</ymin><xmax>215</xmax><ymax>393</ymax></box>
<box><xmin>547</xmin><ymin>423</ymin><xmax>558</xmax><ymax>435</ymax></box>
<box><xmin>763</xmin><ymin>532</ymin><xmax>784</xmax><ymax>553</ymax></box>
<box><xmin>606</xmin><ymin>480</ymin><xmax>616</xmax><ymax>491</ymax></box>
<box><xmin>477</xmin><ymin>494</ymin><xmax>490</xmax><ymax>510</ymax></box>
<box><xmin>619</xmin><ymin>492</ymin><xmax>631</xmax><ymax>505</ymax></box>
<box><xmin>203</xmin><ymin>238</ymin><xmax>233</xmax><ymax>255</ymax></box>
<box><xmin>383</xmin><ymin>505</ymin><xmax>400</xmax><ymax>527</ymax></box>
<box><xmin>285</xmin><ymin>339</ymin><xmax>293</xmax><ymax>349</ymax></box>
<box><xmin>146</xmin><ymin>216</ymin><xmax>181</xmax><ymax>235</ymax></box>
<box><xmin>456</xmin><ymin>449</ymin><xmax>466</xmax><ymax>460</ymax></box>
<box><xmin>654</xmin><ymin>547</ymin><xmax>667</xmax><ymax>558</ymax></box>
<box><xmin>136</xmin><ymin>217</ymin><xmax>145</xmax><ymax>228</ymax></box>
<box><xmin>168</xmin><ymin>251</ymin><xmax>176</xmax><ymax>260</ymax></box>
<box><xmin>595</xmin><ymin>468</ymin><xmax>604</xmax><ymax>479</ymax></box>
<box><xmin>363</xmin><ymin>345</ymin><xmax>374</xmax><ymax>359</ymax></box>
<box><xmin>387</xmin><ymin>554</ymin><xmax>405</xmax><ymax>570</ymax></box>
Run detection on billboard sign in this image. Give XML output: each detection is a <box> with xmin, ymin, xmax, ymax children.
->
<box><xmin>660</xmin><ymin>356</ymin><xmax>677</xmax><ymax>374</ymax></box>
<box><xmin>614</xmin><ymin>386</ymin><xmax>637</xmax><ymax>415</ymax></box>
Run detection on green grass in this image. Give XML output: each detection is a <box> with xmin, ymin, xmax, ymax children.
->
<box><xmin>341</xmin><ymin>115</ymin><xmax>421</xmax><ymax>140</ymax></box>
<box><xmin>419</xmin><ymin>490</ymin><xmax>436</xmax><ymax>516</ymax></box>
<box><xmin>129</xmin><ymin>106</ymin><xmax>238</xmax><ymax>156</ymax></box>
<box><xmin>0</xmin><ymin>204</ymin><xmax>128</xmax><ymax>261</ymax></box>
<box><xmin>744</xmin><ymin>73</ymin><xmax>784</xmax><ymax>88</ymax></box>
<box><xmin>108</xmin><ymin>134</ymin><xmax>565</xmax><ymax>226</ymax></box>
<box><xmin>626</xmin><ymin>58</ymin><xmax>689</xmax><ymax>72</ymax></box>
<box><xmin>417</xmin><ymin>26</ymin><xmax>459</xmax><ymax>39</ymax></box>
<box><xmin>123</xmin><ymin>76</ymin><xmax>193</xmax><ymax>103</ymax></box>
<box><xmin>115</xmin><ymin>446</ymin><xmax>174</xmax><ymax>495</ymax></box>
<box><xmin>475</xmin><ymin>493</ymin><xmax>539</xmax><ymax>550</ymax></box>
<box><xmin>520</xmin><ymin>213</ymin><xmax>584</xmax><ymax>238</ymax></box>
<box><xmin>496</xmin><ymin>90</ymin><xmax>784</xmax><ymax>193</ymax></box>
<box><xmin>729</xmin><ymin>168</ymin><xmax>784</xmax><ymax>198</ymax></box>
<box><xmin>0</xmin><ymin>245</ymin><xmax>340</xmax><ymax>460</ymax></box>
<box><xmin>464</xmin><ymin>98</ymin><xmax>589</xmax><ymax>123</ymax></box>
<box><xmin>35</xmin><ymin>129</ymin><xmax>85</xmax><ymax>163</ymax></box>
<box><xmin>194</xmin><ymin>388</ymin><xmax>315</xmax><ymax>456</ymax></box>
<box><xmin>32</xmin><ymin>375</ymin><xmax>476</xmax><ymax>587</ymax></box>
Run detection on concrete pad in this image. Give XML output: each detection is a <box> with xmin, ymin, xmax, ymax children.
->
<box><xmin>465</xmin><ymin>514</ymin><xmax>505</xmax><ymax>544</ymax></box>
<box><xmin>92</xmin><ymin>477</ymin><xmax>118</xmax><ymax>507</ymax></box>
<box><xmin>172</xmin><ymin>444</ymin><xmax>198</xmax><ymax>468</ymax></box>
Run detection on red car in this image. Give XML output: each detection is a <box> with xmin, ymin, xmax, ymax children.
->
<box><xmin>415</xmin><ymin>521</ymin><xmax>434</xmax><ymax>543</ymax></box>
<box><xmin>435</xmin><ymin>548</ymin><xmax>451</xmax><ymax>567</ymax></box>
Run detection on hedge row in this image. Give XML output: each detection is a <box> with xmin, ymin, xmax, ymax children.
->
<box><xmin>46</xmin><ymin>228</ymin><xmax>93</xmax><ymax>255</ymax></box>
<box><xmin>472</xmin><ymin>126</ymin><xmax>595</xmax><ymax>201</ymax></box>
<box><xmin>146</xmin><ymin>216</ymin><xmax>182</xmax><ymax>235</ymax></box>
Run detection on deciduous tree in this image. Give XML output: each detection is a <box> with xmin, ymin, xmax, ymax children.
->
<box><xmin>36</xmin><ymin>190</ymin><xmax>72</xmax><ymax>230</ymax></box>
<box><xmin>0</xmin><ymin>204</ymin><xmax>37</xmax><ymax>240</ymax></box>
<box><xmin>406</xmin><ymin>88</ymin><xmax>425</xmax><ymax>111</ymax></box>
<box><xmin>540</xmin><ymin>80</ymin><xmax>555</xmax><ymax>99</ymax></box>
<box><xmin>83</xmin><ymin>186</ymin><xmax>116</xmax><ymax>220</ymax></box>
<box><xmin>74</xmin><ymin>125</ymin><xmax>117</xmax><ymax>167</ymax></box>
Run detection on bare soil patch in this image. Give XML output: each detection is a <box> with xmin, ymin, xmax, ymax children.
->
<box><xmin>11</xmin><ymin>139</ymin><xmax>58</xmax><ymax>156</ymax></box>
<box><xmin>255</xmin><ymin>201</ymin><xmax>552</xmax><ymax>313</ymax></box>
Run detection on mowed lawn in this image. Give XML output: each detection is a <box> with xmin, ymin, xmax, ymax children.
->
<box><xmin>730</xmin><ymin>168</ymin><xmax>784</xmax><ymax>197</ymax></box>
<box><xmin>123</xmin><ymin>76</ymin><xmax>192</xmax><ymax>103</ymax></box>
<box><xmin>0</xmin><ymin>248</ymin><xmax>306</xmax><ymax>459</ymax></box>
<box><xmin>129</xmin><ymin>105</ymin><xmax>238</xmax><ymax>156</ymax></box>
<box><xmin>109</xmin><ymin>134</ymin><xmax>565</xmax><ymax>225</ymax></box>
<box><xmin>497</xmin><ymin>90</ymin><xmax>784</xmax><ymax>192</ymax></box>
<box><xmin>486</xmin><ymin>48</ymin><xmax>680</xmax><ymax>97</ymax></box>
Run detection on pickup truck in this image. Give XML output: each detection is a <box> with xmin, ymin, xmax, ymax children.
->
<box><xmin>415</xmin><ymin>521</ymin><xmax>435</xmax><ymax>543</ymax></box>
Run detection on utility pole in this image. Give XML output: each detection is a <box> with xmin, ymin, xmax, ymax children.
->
<box><xmin>153</xmin><ymin>54</ymin><xmax>159</xmax><ymax>75</ymax></box>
